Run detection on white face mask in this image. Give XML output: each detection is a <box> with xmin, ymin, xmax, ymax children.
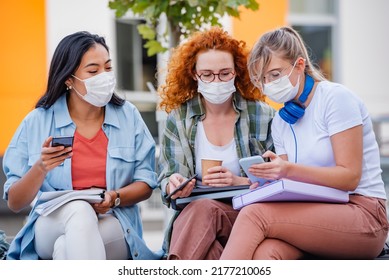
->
<box><xmin>198</xmin><ymin>78</ymin><xmax>236</xmax><ymax>104</ymax></box>
<box><xmin>72</xmin><ymin>71</ymin><xmax>116</xmax><ymax>107</ymax></box>
<box><xmin>263</xmin><ymin>63</ymin><xmax>300</xmax><ymax>104</ymax></box>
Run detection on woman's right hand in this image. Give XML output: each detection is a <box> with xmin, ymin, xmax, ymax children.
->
<box><xmin>7</xmin><ymin>136</ymin><xmax>73</xmax><ymax>212</ymax></box>
<box><xmin>38</xmin><ymin>136</ymin><xmax>73</xmax><ymax>174</ymax></box>
<box><xmin>248</xmin><ymin>150</ymin><xmax>289</xmax><ymax>181</ymax></box>
<box><xmin>167</xmin><ymin>173</ymin><xmax>196</xmax><ymax>199</ymax></box>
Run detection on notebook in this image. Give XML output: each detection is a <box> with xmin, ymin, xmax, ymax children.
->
<box><xmin>35</xmin><ymin>189</ymin><xmax>105</xmax><ymax>216</ymax></box>
<box><xmin>232</xmin><ymin>179</ymin><xmax>349</xmax><ymax>210</ymax></box>
<box><xmin>171</xmin><ymin>185</ymin><xmax>250</xmax><ymax>211</ymax></box>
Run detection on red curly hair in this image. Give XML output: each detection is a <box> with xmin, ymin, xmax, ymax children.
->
<box><xmin>158</xmin><ymin>27</ymin><xmax>265</xmax><ymax>113</ymax></box>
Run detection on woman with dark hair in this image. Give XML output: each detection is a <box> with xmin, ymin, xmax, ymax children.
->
<box><xmin>2</xmin><ymin>31</ymin><xmax>162</xmax><ymax>260</ymax></box>
<box><xmin>157</xmin><ymin>27</ymin><xmax>275</xmax><ymax>259</ymax></box>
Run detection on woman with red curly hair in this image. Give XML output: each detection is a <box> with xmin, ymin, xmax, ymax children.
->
<box><xmin>157</xmin><ymin>27</ymin><xmax>275</xmax><ymax>260</ymax></box>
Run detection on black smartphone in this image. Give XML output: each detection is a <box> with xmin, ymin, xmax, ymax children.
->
<box><xmin>166</xmin><ymin>174</ymin><xmax>197</xmax><ymax>200</ymax></box>
<box><xmin>52</xmin><ymin>136</ymin><xmax>74</xmax><ymax>148</ymax></box>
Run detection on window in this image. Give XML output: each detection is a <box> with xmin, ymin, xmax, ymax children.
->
<box><xmin>115</xmin><ymin>18</ymin><xmax>159</xmax><ymax>141</ymax></box>
<box><xmin>290</xmin><ymin>0</ymin><xmax>335</xmax><ymax>14</ymax></box>
<box><xmin>115</xmin><ymin>19</ymin><xmax>157</xmax><ymax>91</ymax></box>
<box><xmin>288</xmin><ymin>0</ymin><xmax>338</xmax><ymax>81</ymax></box>
<box><xmin>293</xmin><ymin>26</ymin><xmax>333</xmax><ymax>80</ymax></box>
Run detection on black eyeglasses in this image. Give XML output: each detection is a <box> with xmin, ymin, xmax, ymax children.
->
<box><xmin>197</xmin><ymin>70</ymin><xmax>235</xmax><ymax>83</ymax></box>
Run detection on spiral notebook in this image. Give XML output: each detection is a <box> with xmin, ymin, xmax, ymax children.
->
<box><xmin>232</xmin><ymin>179</ymin><xmax>349</xmax><ymax>210</ymax></box>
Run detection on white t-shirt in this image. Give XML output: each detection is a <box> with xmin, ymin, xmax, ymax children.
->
<box><xmin>195</xmin><ymin>121</ymin><xmax>241</xmax><ymax>183</ymax></box>
<box><xmin>272</xmin><ymin>81</ymin><xmax>386</xmax><ymax>199</ymax></box>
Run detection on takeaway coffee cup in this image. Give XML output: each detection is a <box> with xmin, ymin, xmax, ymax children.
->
<box><xmin>201</xmin><ymin>158</ymin><xmax>223</xmax><ymax>179</ymax></box>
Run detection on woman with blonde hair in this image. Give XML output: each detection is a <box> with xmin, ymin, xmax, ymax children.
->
<box><xmin>158</xmin><ymin>26</ymin><xmax>275</xmax><ymax>259</ymax></box>
<box><xmin>221</xmin><ymin>26</ymin><xmax>388</xmax><ymax>260</ymax></box>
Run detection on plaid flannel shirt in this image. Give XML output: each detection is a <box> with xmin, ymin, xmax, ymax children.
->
<box><xmin>158</xmin><ymin>92</ymin><xmax>275</xmax><ymax>206</ymax></box>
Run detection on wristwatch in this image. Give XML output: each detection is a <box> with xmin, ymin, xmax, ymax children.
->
<box><xmin>111</xmin><ymin>191</ymin><xmax>120</xmax><ymax>208</ymax></box>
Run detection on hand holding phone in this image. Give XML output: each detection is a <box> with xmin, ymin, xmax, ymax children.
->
<box><xmin>51</xmin><ymin>136</ymin><xmax>74</xmax><ymax>148</ymax></box>
<box><xmin>51</xmin><ymin>136</ymin><xmax>74</xmax><ymax>158</ymax></box>
<box><xmin>239</xmin><ymin>155</ymin><xmax>272</xmax><ymax>186</ymax></box>
<box><xmin>166</xmin><ymin>174</ymin><xmax>197</xmax><ymax>200</ymax></box>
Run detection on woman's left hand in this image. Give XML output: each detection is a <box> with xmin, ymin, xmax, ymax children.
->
<box><xmin>92</xmin><ymin>191</ymin><xmax>113</xmax><ymax>214</ymax></box>
<box><xmin>202</xmin><ymin>166</ymin><xmax>248</xmax><ymax>187</ymax></box>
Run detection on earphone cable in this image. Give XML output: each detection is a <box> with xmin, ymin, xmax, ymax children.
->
<box><xmin>290</xmin><ymin>124</ymin><xmax>298</xmax><ymax>163</ymax></box>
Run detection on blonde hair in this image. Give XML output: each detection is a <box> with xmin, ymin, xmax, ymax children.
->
<box><xmin>248</xmin><ymin>26</ymin><xmax>326</xmax><ymax>88</ymax></box>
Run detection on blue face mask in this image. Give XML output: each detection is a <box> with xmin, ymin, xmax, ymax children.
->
<box><xmin>197</xmin><ymin>78</ymin><xmax>236</xmax><ymax>104</ymax></box>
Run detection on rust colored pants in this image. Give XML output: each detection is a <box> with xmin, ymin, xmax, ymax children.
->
<box><xmin>221</xmin><ymin>195</ymin><xmax>389</xmax><ymax>259</ymax></box>
<box><xmin>168</xmin><ymin>198</ymin><xmax>239</xmax><ymax>260</ymax></box>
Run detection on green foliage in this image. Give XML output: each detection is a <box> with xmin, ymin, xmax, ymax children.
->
<box><xmin>108</xmin><ymin>0</ymin><xmax>259</xmax><ymax>56</ymax></box>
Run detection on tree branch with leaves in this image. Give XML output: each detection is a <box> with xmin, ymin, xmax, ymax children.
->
<box><xmin>109</xmin><ymin>0</ymin><xmax>259</xmax><ymax>56</ymax></box>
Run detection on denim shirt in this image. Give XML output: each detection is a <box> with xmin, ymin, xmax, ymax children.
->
<box><xmin>2</xmin><ymin>94</ymin><xmax>164</xmax><ymax>260</ymax></box>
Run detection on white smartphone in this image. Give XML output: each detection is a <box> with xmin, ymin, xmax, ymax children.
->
<box><xmin>239</xmin><ymin>155</ymin><xmax>272</xmax><ymax>186</ymax></box>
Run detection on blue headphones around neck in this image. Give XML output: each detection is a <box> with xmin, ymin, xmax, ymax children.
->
<box><xmin>279</xmin><ymin>74</ymin><xmax>314</xmax><ymax>124</ymax></box>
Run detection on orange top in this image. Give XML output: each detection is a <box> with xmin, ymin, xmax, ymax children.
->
<box><xmin>72</xmin><ymin>128</ymin><xmax>108</xmax><ymax>190</ymax></box>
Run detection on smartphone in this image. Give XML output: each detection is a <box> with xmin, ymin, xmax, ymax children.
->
<box><xmin>52</xmin><ymin>136</ymin><xmax>74</xmax><ymax>148</ymax></box>
<box><xmin>239</xmin><ymin>155</ymin><xmax>272</xmax><ymax>186</ymax></box>
<box><xmin>166</xmin><ymin>174</ymin><xmax>197</xmax><ymax>200</ymax></box>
